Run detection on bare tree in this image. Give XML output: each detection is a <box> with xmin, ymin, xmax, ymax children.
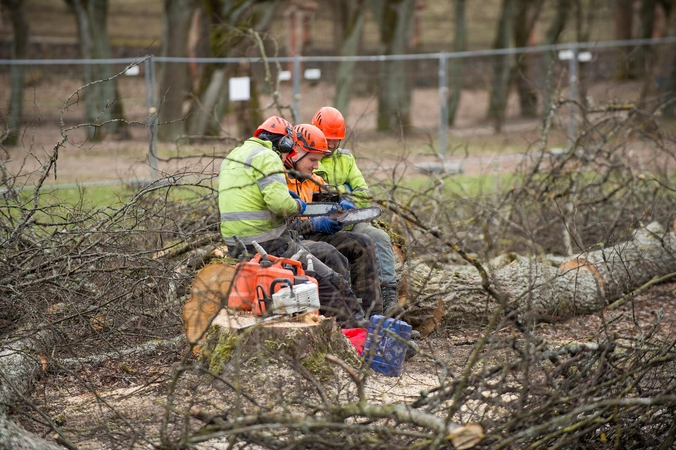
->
<box><xmin>512</xmin><ymin>0</ymin><xmax>543</xmax><ymax>118</ymax></box>
<box><xmin>371</xmin><ymin>0</ymin><xmax>417</xmax><ymax>132</ymax></box>
<box><xmin>613</xmin><ymin>0</ymin><xmax>637</xmax><ymax>80</ymax></box>
<box><xmin>0</xmin><ymin>0</ymin><xmax>28</xmax><ymax>146</ymax></box>
<box><xmin>185</xmin><ymin>0</ymin><xmax>285</xmax><ymax>139</ymax></box>
<box><xmin>487</xmin><ymin>0</ymin><xmax>517</xmax><ymax>132</ymax></box>
<box><xmin>157</xmin><ymin>0</ymin><xmax>198</xmax><ymax>142</ymax></box>
<box><xmin>541</xmin><ymin>0</ymin><xmax>569</xmax><ymax>115</ymax></box>
<box><xmin>334</xmin><ymin>0</ymin><xmax>368</xmax><ymax>118</ymax></box>
<box><xmin>64</xmin><ymin>0</ymin><xmax>130</xmax><ymax>140</ymax></box>
<box><xmin>447</xmin><ymin>0</ymin><xmax>466</xmax><ymax>127</ymax></box>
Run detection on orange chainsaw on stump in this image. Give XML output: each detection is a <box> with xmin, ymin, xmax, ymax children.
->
<box><xmin>228</xmin><ymin>240</ymin><xmax>320</xmax><ymax>321</ymax></box>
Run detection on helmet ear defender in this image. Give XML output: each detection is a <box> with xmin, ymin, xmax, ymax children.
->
<box><xmin>278</xmin><ymin>125</ymin><xmax>295</xmax><ymax>153</ymax></box>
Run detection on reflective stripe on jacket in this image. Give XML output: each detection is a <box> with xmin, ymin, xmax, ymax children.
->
<box><xmin>219</xmin><ymin>138</ymin><xmax>299</xmax><ymax>246</ymax></box>
<box><xmin>315</xmin><ymin>148</ymin><xmax>370</xmax><ymax>207</ymax></box>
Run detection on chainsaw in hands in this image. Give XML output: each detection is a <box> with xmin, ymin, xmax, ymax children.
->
<box><xmin>301</xmin><ymin>203</ymin><xmax>382</xmax><ymax>224</ymax></box>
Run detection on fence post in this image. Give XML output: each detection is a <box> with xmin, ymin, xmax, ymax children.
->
<box><xmin>144</xmin><ymin>56</ymin><xmax>158</xmax><ymax>181</ymax></box>
<box><xmin>292</xmin><ymin>55</ymin><xmax>301</xmax><ymax>123</ymax></box>
<box><xmin>438</xmin><ymin>52</ymin><xmax>449</xmax><ymax>155</ymax></box>
<box><xmin>568</xmin><ymin>44</ymin><xmax>579</xmax><ymax>148</ymax></box>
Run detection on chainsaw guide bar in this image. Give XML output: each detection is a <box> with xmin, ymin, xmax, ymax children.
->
<box><xmin>301</xmin><ymin>202</ymin><xmax>341</xmax><ymax>216</ymax></box>
<box><xmin>334</xmin><ymin>206</ymin><xmax>382</xmax><ymax>225</ymax></box>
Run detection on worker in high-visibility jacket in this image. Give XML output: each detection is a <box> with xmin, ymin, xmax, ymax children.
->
<box><xmin>218</xmin><ymin>116</ymin><xmax>366</xmax><ymax>327</ymax></box>
<box><xmin>312</xmin><ymin>107</ymin><xmax>401</xmax><ymax>315</ymax></box>
<box><xmin>284</xmin><ymin>123</ymin><xmax>383</xmax><ymax>317</ymax></box>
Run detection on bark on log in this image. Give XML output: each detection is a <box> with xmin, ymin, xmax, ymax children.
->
<box><xmin>402</xmin><ymin>222</ymin><xmax>676</xmax><ymax>331</ymax></box>
<box><xmin>0</xmin><ymin>416</ymin><xmax>62</xmax><ymax>450</ymax></box>
<box><xmin>561</xmin><ymin>222</ymin><xmax>676</xmax><ymax>299</ymax></box>
<box><xmin>0</xmin><ymin>330</ymin><xmax>64</xmax><ymax>450</ymax></box>
<box><xmin>401</xmin><ymin>257</ymin><xmax>602</xmax><ymax>330</ymax></box>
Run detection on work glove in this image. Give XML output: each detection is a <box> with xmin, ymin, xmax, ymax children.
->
<box><xmin>310</xmin><ymin>217</ymin><xmax>342</xmax><ymax>235</ymax></box>
<box><xmin>339</xmin><ymin>199</ymin><xmax>355</xmax><ymax>211</ymax></box>
<box><xmin>288</xmin><ymin>190</ymin><xmax>306</xmax><ymax>214</ymax></box>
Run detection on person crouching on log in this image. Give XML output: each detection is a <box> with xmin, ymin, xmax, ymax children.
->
<box><xmin>218</xmin><ymin>116</ymin><xmax>367</xmax><ymax>328</ymax></box>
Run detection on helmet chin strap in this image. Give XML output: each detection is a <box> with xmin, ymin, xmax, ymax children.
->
<box><xmin>289</xmin><ymin>149</ymin><xmax>309</xmax><ymax>169</ymax></box>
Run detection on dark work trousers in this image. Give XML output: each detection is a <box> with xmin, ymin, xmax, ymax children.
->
<box><xmin>228</xmin><ymin>230</ymin><xmax>365</xmax><ymax>327</ymax></box>
<box><xmin>303</xmin><ymin>230</ymin><xmax>383</xmax><ymax>317</ymax></box>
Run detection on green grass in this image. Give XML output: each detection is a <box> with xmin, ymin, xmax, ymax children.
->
<box><xmin>17</xmin><ymin>183</ymin><xmax>214</xmax><ymax>211</ymax></box>
<box><xmin>372</xmin><ymin>173</ymin><xmax>517</xmax><ymax>199</ymax></box>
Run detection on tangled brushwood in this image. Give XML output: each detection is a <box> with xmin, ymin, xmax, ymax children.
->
<box><xmin>1</xmin><ymin>97</ymin><xmax>676</xmax><ymax>449</ymax></box>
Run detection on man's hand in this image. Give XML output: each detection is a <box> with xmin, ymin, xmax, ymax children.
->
<box><xmin>310</xmin><ymin>217</ymin><xmax>341</xmax><ymax>234</ymax></box>
<box><xmin>339</xmin><ymin>199</ymin><xmax>355</xmax><ymax>210</ymax></box>
<box><xmin>289</xmin><ymin>190</ymin><xmax>306</xmax><ymax>214</ymax></box>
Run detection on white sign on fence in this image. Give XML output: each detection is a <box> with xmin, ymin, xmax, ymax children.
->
<box><xmin>229</xmin><ymin>77</ymin><xmax>251</xmax><ymax>101</ymax></box>
<box><xmin>558</xmin><ymin>50</ymin><xmax>592</xmax><ymax>61</ymax></box>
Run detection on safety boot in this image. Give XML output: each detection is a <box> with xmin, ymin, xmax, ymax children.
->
<box><xmin>381</xmin><ymin>284</ymin><xmax>401</xmax><ymax>316</ymax></box>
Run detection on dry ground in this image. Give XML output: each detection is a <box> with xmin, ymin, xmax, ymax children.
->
<box><xmin>26</xmin><ymin>280</ymin><xmax>676</xmax><ymax>449</ymax></box>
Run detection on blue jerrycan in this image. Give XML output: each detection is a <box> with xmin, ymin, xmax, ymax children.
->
<box><xmin>362</xmin><ymin>315</ymin><xmax>412</xmax><ymax>377</ymax></box>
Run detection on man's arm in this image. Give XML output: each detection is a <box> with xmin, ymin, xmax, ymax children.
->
<box><xmin>341</xmin><ymin>153</ymin><xmax>370</xmax><ymax>208</ymax></box>
<box><xmin>255</xmin><ymin>152</ymin><xmax>302</xmax><ymax>217</ymax></box>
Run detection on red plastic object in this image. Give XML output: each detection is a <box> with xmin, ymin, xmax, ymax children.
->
<box><xmin>341</xmin><ymin>328</ymin><xmax>368</xmax><ymax>356</ymax></box>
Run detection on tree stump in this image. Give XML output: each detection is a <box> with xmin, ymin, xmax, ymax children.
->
<box><xmin>199</xmin><ymin>311</ymin><xmax>360</xmax><ymax>379</ymax></box>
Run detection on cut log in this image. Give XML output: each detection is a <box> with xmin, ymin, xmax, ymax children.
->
<box><xmin>402</xmin><ymin>222</ymin><xmax>676</xmax><ymax>331</ymax></box>
<box><xmin>561</xmin><ymin>222</ymin><xmax>676</xmax><ymax>299</ymax></box>
<box><xmin>182</xmin><ymin>264</ymin><xmax>237</xmax><ymax>344</ymax></box>
<box><xmin>0</xmin><ymin>330</ymin><xmax>65</xmax><ymax>449</ymax></box>
<box><xmin>402</xmin><ymin>258</ymin><xmax>603</xmax><ymax>329</ymax></box>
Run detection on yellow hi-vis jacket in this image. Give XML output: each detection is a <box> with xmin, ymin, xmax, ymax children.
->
<box><xmin>219</xmin><ymin>138</ymin><xmax>299</xmax><ymax>246</ymax></box>
<box><xmin>315</xmin><ymin>148</ymin><xmax>370</xmax><ymax>207</ymax></box>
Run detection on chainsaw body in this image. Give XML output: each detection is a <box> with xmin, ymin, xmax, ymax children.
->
<box><xmin>228</xmin><ymin>253</ymin><xmax>319</xmax><ymax>317</ymax></box>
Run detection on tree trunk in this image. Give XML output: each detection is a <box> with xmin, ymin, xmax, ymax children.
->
<box><xmin>372</xmin><ymin>0</ymin><xmax>416</xmax><ymax>133</ymax></box>
<box><xmin>635</xmin><ymin>0</ymin><xmax>657</xmax><ymax>79</ymax></box>
<box><xmin>512</xmin><ymin>0</ymin><xmax>543</xmax><ymax>119</ymax></box>
<box><xmin>0</xmin><ymin>417</ymin><xmax>62</xmax><ymax>450</ymax></box>
<box><xmin>402</xmin><ymin>222</ymin><xmax>676</xmax><ymax>333</ymax></box>
<box><xmin>487</xmin><ymin>0</ymin><xmax>516</xmax><ymax>132</ymax></box>
<box><xmin>1</xmin><ymin>0</ymin><xmax>28</xmax><ymax>147</ymax></box>
<box><xmin>186</xmin><ymin>0</ymin><xmax>280</xmax><ymax>138</ymax></box>
<box><xmin>447</xmin><ymin>0</ymin><xmax>466</xmax><ymax>126</ymax></box>
<box><xmin>334</xmin><ymin>0</ymin><xmax>367</xmax><ymax>117</ymax></box>
<box><xmin>541</xmin><ymin>0</ymin><xmax>568</xmax><ymax>115</ymax></box>
<box><xmin>613</xmin><ymin>0</ymin><xmax>636</xmax><ymax>80</ymax></box>
<box><xmin>639</xmin><ymin>3</ymin><xmax>676</xmax><ymax>123</ymax></box>
<box><xmin>157</xmin><ymin>0</ymin><xmax>197</xmax><ymax>142</ymax></box>
<box><xmin>66</xmin><ymin>0</ymin><xmax>129</xmax><ymax>141</ymax></box>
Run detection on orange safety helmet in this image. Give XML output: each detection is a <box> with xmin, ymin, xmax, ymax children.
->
<box><xmin>312</xmin><ymin>106</ymin><xmax>346</xmax><ymax>140</ymax></box>
<box><xmin>292</xmin><ymin>124</ymin><xmax>330</xmax><ymax>155</ymax></box>
<box><xmin>254</xmin><ymin>116</ymin><xmax>292</xmax><ymax>138</ymax></box>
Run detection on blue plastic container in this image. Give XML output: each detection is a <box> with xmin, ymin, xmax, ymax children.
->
<box><xmin>362</xmin><ymin>315</ymin><xmax>412</xmax><ymax>377</ymax></box>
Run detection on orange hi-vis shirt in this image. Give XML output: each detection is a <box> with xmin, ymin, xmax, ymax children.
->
<box><xmin>286</xmin><ymin>172</ymin><xmax>327</xmax><ymax>203</ymax></box>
